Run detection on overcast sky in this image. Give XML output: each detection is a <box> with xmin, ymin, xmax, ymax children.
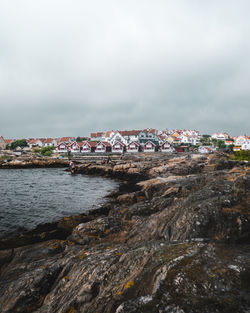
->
<box><xmin>0</xmin><ymin>0</ymin><xmax>249</xmax><ymax>138</ymax></box>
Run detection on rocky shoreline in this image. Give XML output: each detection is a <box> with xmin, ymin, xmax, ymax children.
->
<box><xmin>0</xmin><ymin>153</ymin><xmax>250</xmax><ymax>313</ymax></box>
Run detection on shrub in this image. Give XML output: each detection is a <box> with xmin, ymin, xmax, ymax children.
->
<box><xmin>40</xmin><ymin>146</ymin><xmax>54</xmax><ymax>156</ymax></box>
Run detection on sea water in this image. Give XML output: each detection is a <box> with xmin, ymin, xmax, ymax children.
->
<box><xmin>0</xmin><ymin>168</ymin><xmax>118</xmax><ymax>237</ymax></box>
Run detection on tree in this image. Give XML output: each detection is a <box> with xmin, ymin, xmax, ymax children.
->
<box><xmin>10</xmin><ymin>139</ymin><xmax>28</xmax><ymax>150</ymax></box>
<box><xmin>217</xmin><ymin>140</ymin><xmax>226</xmax><ymax>149</ymax></box>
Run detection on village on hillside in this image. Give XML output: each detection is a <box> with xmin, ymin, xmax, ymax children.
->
<box><xmin>0</xmin><ymin>128</ymin><xmax>250</xmax><ymax>156</ymax></box>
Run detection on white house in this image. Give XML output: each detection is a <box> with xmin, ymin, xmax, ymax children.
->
<box><xmin>119</xmin><ymin>130</ymin><xmax>141</xmax><ymax>144</ymax></box>
<box><xmin>143</xmin><ymin>141</ymin><xmax>156</xmax><ymax>152</ymax></box>
<box><xmin>241</xmin><ymin>140</ymin><xmax>250</xmax><ymax>150</ymax></box>
<box><xmin>139</xmin><ymin>129</ymin><xmax>159</xmax><ymax>145</ymax></box>
<box><xmin>90</xmin><ymin>132</ymin><xmax>104</xmax><ymax>141</ymax></box>
<box><xmin>28</xmin><ymin>139</ymin><xmax>44</xmax><ymax>148</ymax></box>
<box><xmin>43</xmin><ymin>138</ymin><xmax>57</xmax><ymax>147</ymax></box>
<box><xmin>109</xmin><ymin>131</ymin><xmax>127</xmax><ymax>146</ymax></box>
<box><xmin>127</xmin><ymin>141</ymin><xmax>140</xmax><ymax>153</ymax></box>
<box><xmin>234</xmin><ymin>136</ymin><xmax>249</xmax><ymax>146</ymax></box>
<box><xmin>211</xmin><ymin>133</ymin><xmax>229</xmax><ymax>141</ymax></box>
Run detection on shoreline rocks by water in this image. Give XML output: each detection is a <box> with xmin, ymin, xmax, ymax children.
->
<box><xmin>0</xmin><ymin>153</ymin><xmax>250</xmax><ymax>313</ymax></box>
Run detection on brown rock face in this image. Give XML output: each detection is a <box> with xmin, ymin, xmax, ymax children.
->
<box><xmin>0</xmin><ymin>154</ymin><xmax>249</xmax><ymax>313</ymax></box>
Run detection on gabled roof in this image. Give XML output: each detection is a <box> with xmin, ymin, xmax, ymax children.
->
<box><xmin>127</xmin><ymin>141</ymin><xmax>140</xmax><ymax>147</ymax></box>
<box><xmin>112</xmin><ymin>141</ymin><xmax>125</xmax><ymax>147</ymax></box>
<box><xmin>57</xmin><ymin>142</ymin><xmax>68</xmax><ymax>147</ymax></box>
<box><xmin>77</xmin><ymin>141</ymin><xmax>87</xmax><ymax>147</ymax></box>
<box><xmin>60</xmin><ymin>137</ymin><xmax>74</xmax><ymax>142</ymax></box>
<box><xmin>161</xmin><ymin>141</ymin><xmax>172</xmax><ymax>146</ymax></box>
<box><xmin>96</xmin><ymin>141</ymin><xmax>111</xmax><ymax>147</ymax></box>
<box><xmin>28</xmin><ymin>139</ymin><xmax>41</xmax><ymax>144</ymax></box>
<box><xmin>144</xmin><ymin>140</ymin><xmax>156</xmax><ymax>146</ymax></box>
<box><xmin>43</xmin><ymin>138</ymin><xmax>54</xmax><ymax>143</ymax></box>
<box><xmin>87</xmin><ymin>141</ymin><xmax>97</xmax><ymax>147</ymax></box>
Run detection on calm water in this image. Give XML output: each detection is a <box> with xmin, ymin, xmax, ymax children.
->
<box><xmin>0</xmin><ymin>168</ymin><xmax>118</xmax><ymax>237</ymax></box>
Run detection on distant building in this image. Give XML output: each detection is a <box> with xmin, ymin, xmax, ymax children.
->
<box><xmin>241</xmin><ymin>140</ymin><xmax>250</xmax><ymax>150</ymax></box>
<box><xmin>211</xmin><ymin>133</ymin><xmax>229</xmax><ymax>141</ymax></box>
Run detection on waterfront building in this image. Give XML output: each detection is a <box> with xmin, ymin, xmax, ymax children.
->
<box><xmin>95</xmin><ymin>141</ymin><xmax>111</xmax><ymax>153</ymax></box>
<box><xmin>55</xmin><ymin>142</ymin><xmax>68</xmax><ymax>153</ymax></box>
<box><xmin>127</xmin><ymin>141</ymin><xmax>140</xmax><ymax>153</ymax></box>
<box><xmin>143</xmin><ymin>141</ymin><xmax>156</xmax><ymax>152</ymax></box>
<box><xmin>112</xmin><ymin>141</ymin><xmax>125</xmax><ymax>153</ymax></box>
<box><xmin>160</xmin><ymin>141</ymin><xmax>175</xmax><ymax>152</ymax></box>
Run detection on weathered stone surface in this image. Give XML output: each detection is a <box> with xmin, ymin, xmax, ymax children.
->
<box><xmin>0</xmin><ymin>153</ymin><xmax>249</xmax><ymax>312</ymax></box>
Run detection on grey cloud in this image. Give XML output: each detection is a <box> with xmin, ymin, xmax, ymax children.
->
<box><xmin>0</xmin><ymin>0</ymin><xmax>250</xmax><ymax>138</ymax></box>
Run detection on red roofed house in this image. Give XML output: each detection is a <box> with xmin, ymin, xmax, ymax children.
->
<box><xmin>68</xmin><ymin>141</ymin><xmax>81</xmax><ymax>153</ymax></box>
<box><xmin>233</xmin><ymin>146</ymin><xmax>242</xmax><ymax>152</ymax></box>
<box><xmin>127</xmin><ymin>141</ymin><xmax>140</xmax><ymax>153</ymax></box>
<box><xmin>95</xmin><ymin>141</ymin><xmax>111</xmax><ymax>153</ymax></box>
<box><xmin>60</xmin><ymin>137</ymin><xmax>75</xmax><ymax>143</ymax></box>
<box><xmin>160</xmin><ymin>141</ymin><xmax>175</xmax><ymax>153</ymax></box>
<box><xmin>112</xmin><ymin>141</ymin><xmax>125</xmax><ymax>153</ymax></box>
<box><xmin>43</xmin><ymin>138</ymin><xmax>57</xmax><ymax>147</ymax></box>
<box><xmin>90</xmin><ymin>132</ymin><xmax>104</xmax><ymax>141</ymax></box>
<box><xmin>225</xmin><ymin>140</ymin><xmax>234</xmax><ymax>146</ymax></box>
<box><xmin>56</xmin><ymin>142</ymin><xmax>68</xmax><ymax>153</ymax></box>
<box><xmin>28</xmin><ymin>139</ymin><xmax>44</xmax><ymax>148</ymax></box>
<box><xmin>143</xmin><ymin>141</ymin><xmax>156</xmax><ymax>152</ymax></box>
<box><xmin>81</xmin><ymin>141</ymin><xmax>97</xmax><ymax>153</ymax></box>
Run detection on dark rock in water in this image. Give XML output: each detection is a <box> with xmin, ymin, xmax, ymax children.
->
<box><xmin>0</xmin><ymin>153</ymin><xmax>249</xmax><ymax>312</ymax></box>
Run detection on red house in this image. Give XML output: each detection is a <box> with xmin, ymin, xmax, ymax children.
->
<box><xmin>127</xmin><ymin>141</ymin><xmax>140</xmax><ymax>153</ymax></box>
<box><xmin>160</xmin><ymin>141</ymin><xmax>175</xmax><ymax>153</ymax></box>
<box><xmin>112</xmin><ymin>141</ymin><xmax>125</xmax><ymax>153</ymax></box>
<box><xmin>143</xmin><ymin>141</ymin><xmax>156</xmax><ymax>152</ymax></box>
<box><xmin>80</xmin><ymin>141</ymin><xmax>97</xmax><ymax>153</ymax></box>
<box><xmin>68</xmin><ymin>141</ymin><xmax>81</xmax><ymax>153</ymax></box>
<box><xmin>56</xmin><ymin>142</ymin><xmax>68</xmax><ymax>153</ymax></box>
<box><xmin>95</xmin><ymin>141</ymin><xmax>111</xmax><ymax>153</ymax></box>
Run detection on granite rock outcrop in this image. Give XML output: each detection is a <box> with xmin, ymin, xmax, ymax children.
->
<box><xmin>0</xmin><ymin>153</ymin><xmax>249</xmax><ymax>313</ymax></box>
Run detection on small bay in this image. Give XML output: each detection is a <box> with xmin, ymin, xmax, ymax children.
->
<box><xmin>0</xmin><ymin>168</ymin><xmax>118</xmax><ymax>237</ymax></box>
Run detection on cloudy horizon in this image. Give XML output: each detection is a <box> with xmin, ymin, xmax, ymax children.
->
<box><xmin>0</xmin><ymin>0</ymin><xmax>250</xmax><ymax>139</ymax></box>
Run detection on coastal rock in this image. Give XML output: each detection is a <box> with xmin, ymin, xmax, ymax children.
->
<box><xmin>0</xmin><ymin>154</ymin><xmax>249</xmax><ymax>312</ymax></box>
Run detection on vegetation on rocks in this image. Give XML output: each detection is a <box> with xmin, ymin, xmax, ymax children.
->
<box><xmin>230</xmin><ymin>150</ymin><xmax>250</xmax><ymax>161</ymax></box>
